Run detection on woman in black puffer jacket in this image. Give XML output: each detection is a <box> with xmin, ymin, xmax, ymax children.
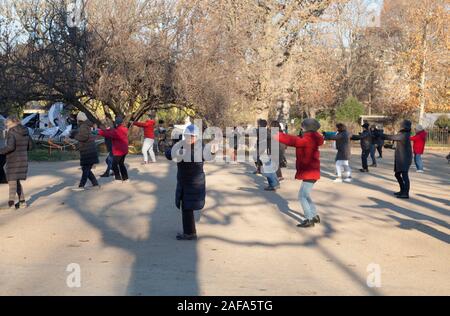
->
<box><xmin>166</xmin><ymin>124</ymin><xmax>206</xmax><ymax>241</ymax></box>
<box><xmin>70</xmin><ymin>112</ymin><xmax>100</xmax><ymax>191</ymax></box>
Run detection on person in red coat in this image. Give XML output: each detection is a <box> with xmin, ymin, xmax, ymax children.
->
<box><xmin>99</xmin><ymin>117</ymin><xmax>129</xmax><ymax>182</ymax></box>
<box><xmin>133</xmin><ymin>116</ymin><xmax>156</xmax><ymax>164</ymax></box>
<box><xmin>276</xmin><ymin>118</ymin><xmax>324</xmax><ymax>228</ymax></box>
<box><xmin>410</xmin><ymin>124</ymin><xmax>427</xmax><ymax>173</ymax></box>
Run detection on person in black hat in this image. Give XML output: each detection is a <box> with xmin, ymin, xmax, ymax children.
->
<box><xmin>383</xmin><ymin>120</ymin><xmax>413</xmax><ymax>199</ymax></box>
<box><xmin>351</xmin><ymin>122</ymin><xmax>373</xmax><ymax>172</ymax></box>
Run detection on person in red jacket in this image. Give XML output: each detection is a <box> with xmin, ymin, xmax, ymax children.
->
<box><xmin>276</xmin><ymin>118</ymin><xmax>324</xmax><ymax>228</ymax></box>
<box><xmin>133</xmin><ymin>116</ymin><xmax>156</xmax><ymax>164</ymax></box>
<box><xmin>410</xmin><ymin>124</ymin><xmax>427</xmax><ymax>173</ymax></box>
<box><xmin>99</xmin><ymin>117</ymin><xmax>129</xmax><ymax>182</ymax></box>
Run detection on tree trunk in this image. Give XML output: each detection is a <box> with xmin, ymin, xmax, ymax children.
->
<box><xmin>418</xmin><ymin>21</ymin><xmax>429</xmax><ymax>125</ymax></box>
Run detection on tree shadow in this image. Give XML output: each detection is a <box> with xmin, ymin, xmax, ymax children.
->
<box><xmin>361</xmin><ymin>197</ymin><xmax>450</xmax><ymax>244</ymax></box>
<box><xmin>27</xmin><ymin>181</ymin><xmax>72</xmax><ymax>206</ymax></box>
<box><xmin>49</xmin><ymin>160</ymin><xmax>201</xmax><ymax>295</ymax></box>
<box><xmin>416</xmin><ymin>194</ymin><xmax>450</xmax><ymax>207</ymax></box>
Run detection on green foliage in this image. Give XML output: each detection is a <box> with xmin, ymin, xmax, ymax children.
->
<box><xmin>335</xmin><ymin>96</ymin><xmax>365</xmax><ymax>124</ymax></box>
<box><xmin>318</xmin><ymin>118</ymin><xmax>335</xmax><ymax>132</ymax></box>
<box><xmin>434</xmin><ymin>115</ymin><xmax>450</xmax><ymax>129</ymax></box>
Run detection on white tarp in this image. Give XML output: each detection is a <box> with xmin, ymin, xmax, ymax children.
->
<box><xmin>21</xmin><ymin>113</ymin><xmax>37</xmax><ymax>126</ymax></box>
<box><xmin>48</xmin><ymin>102</ymin><xmax>65</xmax><ymax>127</ymax></box>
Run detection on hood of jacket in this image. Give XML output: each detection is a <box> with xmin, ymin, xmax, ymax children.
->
<box><xmin>9</xmin><ymin>124</ymin><xmax>29</xmax><ymax>137</ymax></box>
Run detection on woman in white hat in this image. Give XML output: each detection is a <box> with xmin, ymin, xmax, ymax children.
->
<box><xmin>165</xmin><ymin>124</ymin><xmax>205</xmax><ymax>240</ymax></box>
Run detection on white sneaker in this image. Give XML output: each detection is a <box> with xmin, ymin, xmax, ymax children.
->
<box><xmin>416</xmin><ymin>170</ymin><xmax>424</xmax><ymax>173</ymax></box>
<box><xmin>344</xmin><ymin>178</ymin><xmax>353</xmax><ymax>183</ymax></box>
<box><xmin>333</xmin><ymin>178</ymin><xmax>343</xmax><ymax>183</ymax></box>
<box><xmin>71</xmin><ymin>187</ymin><xmax>86</xmax><ymax>192</ymax></box>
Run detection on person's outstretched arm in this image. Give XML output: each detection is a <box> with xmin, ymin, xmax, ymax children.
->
<box><xmin>99</xmin><ymin>128</ymin><xmax>117</xmax><ymax>139</ymax></box>
<box><xmin>276</xmin><ymin>132</ymin><xmax>308</xmax><ymax>148</ymax></box>
<box><xmin>383</xmin><ymin>133</ymin><xmax>404</xmax><ymax>142</ymax></box>
<box><xmin>324</xmin><ymin>132</ymin><xmax>342</xmax><ymax>141</ymax></box>
<box><xmin>133</xmin><ymin>121</ymin><xmax>147</xmax><ymax>128</ymax></box>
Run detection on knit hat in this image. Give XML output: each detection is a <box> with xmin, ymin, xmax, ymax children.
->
<box><xmin>415</xmin><ymin>124</ymin><xmax>424</xmax><ymax>132</ymax></box>
<box><xmin>400</xmin><ymin>120</ymin><xmax>412</xmax><ymax>131</ymax></box>
<box><xmin>76</xmin><ymin>112</ymin><xmax>88</xmax><ymax>122</ymax></box>
<box><xmin>362</xmin><ymin>122</ymin><xmax>370</xmax><ymax>129</ymax></box>
<box><xmin>114</xmin><ymin>116</ymin><xmax>124</xmax><ymax>126</ymax></box>
<box><xmin>301</xmin><ymin>118</ymin><xmax>321</xmax><ymax>132</ymax></box>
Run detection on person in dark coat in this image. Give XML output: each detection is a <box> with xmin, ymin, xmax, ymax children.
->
<box><xmin>383</xmin><ymin>120</ymin><xmax>413</xmax><ymax>199</ymax></box>
<box><xmin>369</xmin><ymin>125</ymin><xmax>379</xmax><ymax>167</ymax></box>
<box><xmin>166</xmin><ymin>124</ymin><xmax>206</xmax><ymax>241</ymax></box>
<box><xmin>268</xmin><ymin>121</ymin><xmax>287</xmax><ymax>182</ymax></box>
<box><xmin>351</xmin><ymin>123</ymin><xmax>372</xmax><ymax>172</ymax></box>
<box><xmin>260</xmin><ymin>122</ymin><xmax>280</xmax><ymax>191</ymax></box>
<box><xmin>0</xmin><ymin>116</ymin><xmax>32</xmax><ymax>210</ymax></box>
<box><xmin>324</xmin><ymin>123</ymin><xmax>353</xmax><ymax>183</ymax></box>
<box><xmin>99</xmin><ymin>120</ymin><xmax>114</xmax><ymax>178</ymax></box>
<box><xmin>70</xmin><ymin>112</ymin><xmax>100</xmax><ymax>191</ymax></box>
<box><xmin>373</xmin><ymin>125</ymin><xmax>385</xmax><ymax>158</ymax></box>
<box><xmin>253</xmin><ymin>119</ymin><xmax>267</xmax><ymax>174</ymax></box>
<box><xmin>0</xmin><ymin>118</ymin><xmax>8</xmax><ymax>184</ymax></box>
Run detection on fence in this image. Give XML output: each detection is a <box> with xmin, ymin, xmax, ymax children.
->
<box><xmin>426</xmin><ymin>128</ymin><xmax>449</xmax><ymax>147</ymax></box>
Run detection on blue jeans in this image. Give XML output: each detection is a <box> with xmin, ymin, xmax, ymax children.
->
<box><xmin>105</xmin><ymin>153</ymin><xmax>113</xmax><ymax>173</ymax></box>
<box><xmin>262</xmin><ymin>159</ymin><xmax>280</xmax><ymax>188</ymax></box>
<box><xmin>299</xmin><ymin>181</ymin><xmax>317</xmax><ymax>220</ymax></box>
<box><xmin>265</xmin><ymin>172</ymin><xmax>280</xmax><ymax>188</ymax></box>
<box><xmin>370</xmin><ymin>145</ymin><xmax>377</xmax><ymax>165</ymax></box>
<box><xmin>414</xmin><ymin>154</ymin><xmax>424</xmax><ymax>171</ymax></box>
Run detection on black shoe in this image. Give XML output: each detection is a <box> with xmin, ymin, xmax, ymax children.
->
<box><xmin>394</xmin><ymin>191</ymin><xmax>402</xmax><ymax>196</ymax></box>
<box><xmin>176</xmin><ymin>233</ymin><xmax>198</xmax><ymax>241</ymax></box>
<box><xmin>297</xmin><ymin>219</ymin><xmax>315</xmax><ymax>228</ymax></box>
<box><xmin>396</xmin><ymin>194</ymin><xmax>410</xmax><ymax>199</ymax></box>
<box><xmin>359</xmin><ymin>169</ymin><xmax>369</xmax><ymax>173</ymax></box>
<box><xmin>312</xmin><ymin>215</ymin><xmax>321</xmax><ymax>224</ymax></box>
<box><xmin>264</xmin><ymin>186</ymin><xmax>280</xmax><ymax>191</ymax></box>
<box><xmin>371</xmin><ymin>164</ymin><xmax>377</xmax><ymax>167</ymax></box>
<box><xmin>100</xmin><ymin>173</ymin><xmax>110</xmax><ymax>178</ymax></box>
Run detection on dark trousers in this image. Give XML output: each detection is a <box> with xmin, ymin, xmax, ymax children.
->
<box><xmin>80</xmin><ymin>165</ymin><xmax>99</xmax><ymax>188</ymax></box>
<box><xmin>112</xmin><ymin>155</ymin><xmax>128</xmax><ymax>181</ymax></box>
<box><xmin>395</xmin><ymin>171</ymin><xmax>410</xmax><ymax>195</ymax></box>
<box><xmin>182</xmin><ymin>209</ymin><xmax>197</xmax><ymax>235</ymax></box>
<box><xmin>377</xmin><ymin>145</ymin><xmax>383</xmax><ymax>158</ymax></box>
<box><xmin>276</xmin><ymin>168</ymin><xmax>283</xmax><ymax>178</ymax></box>
<box><xmin>361</xmin><ymin>149</ymin><xmax>370</xmax><ymax>170</ymax></box>
<box><xmin>370</xmin><ymin>145</ymin><xmax>377</xmax><ymax>165</ymax></box>
<box><xmin>0</xmin><ymin>155</ymin><xmax>7</xmax><ymax>184</ymax></box>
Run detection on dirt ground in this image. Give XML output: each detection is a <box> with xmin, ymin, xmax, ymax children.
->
<box><xmin>0</xmin><ymin>147</ymin><xmax>448</xmax><ymax>296</ymax></box>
